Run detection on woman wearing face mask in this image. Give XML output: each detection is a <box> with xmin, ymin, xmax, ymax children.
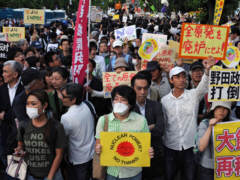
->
<box><xmin>15</xmin><ymin>89</ymin><xmax>66</xmax><ymax>180</ymax></box>
<box><xmin>196</xmin><ymin>101</ymin><xmax>232</xmax><ymax>180</ymax></box>
<box><xmin>95</xmin><ymin>85</ymin><xmax>154</xmax><ymax>180</ymax></box>
<box><xmin>132</xmin><ymin>53</ymin><xmax>141</xmax><ymax>72</ymax></box>
<box><xmin>49</xmin><ymin>67</ymin><xmax>69</xmax><ymax>120</ymax></box>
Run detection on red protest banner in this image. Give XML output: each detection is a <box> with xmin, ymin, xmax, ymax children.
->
<box><xmin>179</xmin><ymin>23</ymin><xmax>229</xmax><ymax>60</ymax></box>
<box><xmin>72</xmin><ymin>0</ymin><xmax>89</xmax><ymax>84</ymax></box>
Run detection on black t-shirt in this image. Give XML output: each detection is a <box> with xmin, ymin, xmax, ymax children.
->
<box><xmin>18</xmin><ymin>120</ymin><xmax>66</xmax><ymax>178</ymax></box>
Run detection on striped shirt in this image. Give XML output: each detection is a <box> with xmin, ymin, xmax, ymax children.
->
<box><xmin>95</xmin><ymin>112</ymin><xmax>149</xmax><ymax>178</ymax></box>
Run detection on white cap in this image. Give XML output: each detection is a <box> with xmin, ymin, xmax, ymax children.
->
<box><xmin>210</xmin><ymin>101</ymin><xmax>232</xmax><ymax>111</ymax></box>
<box><xmin>169</xmin><ymin>66</ymin><xmax>186</xmax><ymax>79</ymax></box>
<box><xmin>113</xmin><ymin>40</ymin><xmax>123</xmax><ymax>48</ymax></box>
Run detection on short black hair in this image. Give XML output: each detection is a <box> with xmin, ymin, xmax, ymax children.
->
<box><xmin>61</xmin><ymin>83</ymin><xmax>83</xmax><ymax>105</ymax></box>
<box><xmin>131</xmin><ymin>70</ymin><xmax>152</xmax><ymax>88</ymax></box>
<box><xmin>60</xmin><ymin>39</ymin><xmax>69</xmax><ymax>46</ymax></box>
<box><xmin>111</xmin><ymin>85</ymin><xmax>136</xmax><ymax>111</ymax></box>
<box><xmin>89</xmin><ymin>41</ymin><xmax>98</xmax><ymax>51</ymax></box>
<box><xmin>52</xmin><ymin>66</ymin><xmax>69</xmax><ymax>80</ymax></box>
<box><xmin>89</xmin><ymin>59</ymin><xmax>96</xmax><ymax>69</ymax></box>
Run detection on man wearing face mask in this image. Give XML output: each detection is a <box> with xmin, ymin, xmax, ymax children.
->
<box><xmin>95</xmin><ymin>85</ymin><xmax>154</xmax><ymax>180</ymax></box>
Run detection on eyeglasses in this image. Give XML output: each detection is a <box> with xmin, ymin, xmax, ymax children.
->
<box><xmin>60</xmin><ymin>92</ymin><xmax>72</xmax><ymax>99</ymax></box>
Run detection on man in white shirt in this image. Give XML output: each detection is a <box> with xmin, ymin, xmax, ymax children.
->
<box><xmin>89</xmin><ymin>41</ymin><xmax>106</xmax><ymax>79</ymax></box>
<box><xmin>161</xmin><ymin>58</ymin><xmax>215</xmax><ymax>180</ymax></box>
<box><xmin>60</xmin><ymin>83</ymin><xmax>95</xmax><ymax>180</ymax></box>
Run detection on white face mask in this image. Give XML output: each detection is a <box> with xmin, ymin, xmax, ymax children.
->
<box><xmin>113</xmin><ymin>102</ymin><xmax>129</xmax><ymax>116</ymax></box>
<box><xmin>26</xmin><ymin>107</ymin><xmax>39</xmax><ymax>119</ymax></box>
<box><xmin>132</xmin><ymin>59</ymin><xmax>138</xmax><ymax>66</ymax></box>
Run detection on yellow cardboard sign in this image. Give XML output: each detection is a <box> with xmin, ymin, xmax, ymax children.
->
<box><xmin>113</xmin><ymin>15</ymin><xmax>120</xmax><ymax>20</ymax></box>
<box><xmin>24</xmin><ymin>9</ymin><xmax>45</xmax><ymax>24</ymax></box>
<box><xmin>100</xmin><ymin>132</ymin><xmax>151</xmax><ymax>167</ymax></box>
<box><xmin>3</xmin><ymin>27</ymin><xmax>25</xmax><ymax>42</ymax></box>
<box><xmin>138</xmin><ymin>39</ymin><xmax>159</xmax><ymax>61</ymax></box>
<box><xmin>179</xmin><ymin>23</ymin><xmax>229</xmax><ymax>60</ymax></box>
<box><xmin>213</xmin><ymin>0</ymin><xmax>225</xmax><ymax>25</ymax></box>
<box><xmin>222</xmin><ymin>46</ymin><xmax>240</xmax><ymax>68</ymax></box>
<box><xmin>168</xmin><ymin>40</ymin><xmax>180</xmax><ymax>53</ymax></box>
<box><xmin>213</xmin><ymin>121</ymin><xmax>240</xmax><ymax>179</ymax></box>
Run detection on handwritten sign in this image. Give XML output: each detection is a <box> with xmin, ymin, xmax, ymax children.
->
<box><xmin>0</xmin><ymin>41</ymin><xmax>9</xmax><ymax>62</ymax></box>
<box><xmin>168</xmin><ymin>40</ymin><xmax>180</xmax><ymax>53</ymax></box>
<box><xmin>3</xmin><ymin>27</ymin><xmax>25</xmax><ymax>42</ymax></box>
<box><xmin>153</xmin><ymin>46</ymin><xmax>175</xmax><ymax>69</ymax></box>
<box><xmin>222</xmin><ymin>46</ymin><xmax>240</xmax><ymax>68</ymax></box>
<box><xmin>213</xmin><ymin>121</ymin><xmax>240</xmax><ymax>180</ymax></box>
<box><xmin>208</xmin><ymin>66</ymin><xmax>240</xmax><ymax>101</ymax></box>
<box><xmin>24</xmin><ymin>9</ymin><xmax>45</xmax><ymax>24</ymax></box>
<box><xmin>179</xmin><ymin>23</ymin><xmax>229</xmax><ymax>60</ymax></box>
<box><xmin>103</xmin><ymin>71</ymin><xmax>137</xmax><ymax>98</ymax></box>
<box><xmin>114</xmin><ymin>25</ymin><xmax>137</xmax><ymax>41</ymax></box>
<box><xmin>100</xmin><ymin>132</ymin><xmax>151</xmax><ymax>167</ymax></box>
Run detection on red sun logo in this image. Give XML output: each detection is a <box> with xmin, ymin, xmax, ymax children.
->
<box><xmin>116</xmin><ymin>141</ymin><xmax>135</xmax><ymax>157</ymax></box>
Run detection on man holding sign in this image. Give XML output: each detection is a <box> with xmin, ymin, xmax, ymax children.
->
<box><xmin>95</xmin><ymin>85</ymin><xmax>153</xmax><ymax>180</ymax></box>
<box><xmin>161</xmin><ymin>57</ymin><xmax>215</xmax><ymax>180</ymax></box>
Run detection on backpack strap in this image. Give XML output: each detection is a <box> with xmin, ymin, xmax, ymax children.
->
<box><xmin>84</xmin><ymin>100</ymin><xmax>97</xmax><ymax>121</ymax></box>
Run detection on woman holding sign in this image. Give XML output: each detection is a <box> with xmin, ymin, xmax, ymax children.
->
<box><xmin>197</xmin><ymin>101</ymin><xmax>231</xmax><ymax>180</ymax></box>
<box><xmin>95</xmin><ymin>85</ymin><xmax>154</xmax><ymax>180</ymax></box>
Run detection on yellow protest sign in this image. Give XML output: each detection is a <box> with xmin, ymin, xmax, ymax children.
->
<box><xmin>208</xmin><ymin>66</ymin><xmax>240</xmax><ymax>101</ymax></box>
<box><xmin>113</xmin><ymin>15</ymin><xmax>120</xmax><ymax>20</ymax></box>
<box><xmin>213</xmin><ymin>121</ymin><xmax>240</xmax><ymax>179</ymax></box>
<box><xmin>100</xmin><ymin>132</ymin><xmax>151</xmax><ymax>167</ymax></box>
<box><xmin>3</xmin><ymin>27</ymin><xmax>25</xmax><ymax>42</ymax></box>
<box><xmin>179</xmin><ymin>23</ymin><xmax>229</xmax><ymax>60</ymax></box>
<box><xmin>222</xmin><ymin>46</ymin><xmax>240</xmax><ymax>68</ymax></box>
<box><xmin>168</xmin><ymin>40</ymin><xmax>180</xmax><ymax>53</ymax></box>
<box><xmin>138</xmin><ymin>39</ymin><xmax>159</xmax><ymax>61</ymax></box>
<box><xmin>102</xmin><ymin>71</ymin><xmax>137</xmax><ymax>98</ymax></box>
<box><xmin>213</xmin><ymin>0</ymin><xmax>225</xmax><ymax>25</ymax></box>
<box><xmin>24</xmin><ymin>9</ymin><xmax>45</xmax><ymax>24</ymax></box>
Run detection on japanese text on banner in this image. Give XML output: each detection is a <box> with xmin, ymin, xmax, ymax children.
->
<box><xmin>24</xmin><ymin>9</ymin><xmax>45</xmax><ymax>24</ymax></box>
<box><xmin>114</xmin><ymin>25</ymin><xmax>137</xmax><ymax>41</ymax></box>
<box><xmin>179</xmin><ymin>23</ymin><xmax>229</xmax><ymax>60</ymax></box>
<box><xmin>208</xmin><ymin>67</ymin><xmax>240</xmax><ymax>102</ymax></box>
<box><xmin>102</xmin><ymin>71</ymin><xmax>137</xmax><ymax>98</ymax></box>
<box><xmin>72</xmin><ymin>0</ymin><xmax>89</xmax><ymax>84</ymax></box>
<box><xmin>3</xmin><ymin>27</ymin><xmax>25</xmax><ymax>42</ymax></box>
<box><xmin>213</xmin><ymin>121</ymin><xmax>240</xmax><ymax>180</ymax></box>
<box><xmin>213</xmin><ymin>0</ymin><xmax>225</xmax><ymax>25</ymax></box>
<box><xmin>100</xmin><ymin>132</ymin><xmax>151</xmax><ymax>167</ymax></box>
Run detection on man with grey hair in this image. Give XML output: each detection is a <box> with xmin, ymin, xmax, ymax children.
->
<box><xmin>16</xmin><ymin>39</ymin><xmax>29</xmax><ymax>52</ymax></box>
<box><xmin>0</xmin><ymin>60</ymin><xmax>24</xmax><ymax>178</ymax></box>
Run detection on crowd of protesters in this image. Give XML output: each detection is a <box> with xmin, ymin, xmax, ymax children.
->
<box><xmin>0</xmin><ymin>5</ymin><xmax>240</xmax><ymax>180</ymax></box>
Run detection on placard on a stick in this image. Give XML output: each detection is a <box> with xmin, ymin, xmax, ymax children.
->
<box><xmin>24</xmin><ymin>9</ymin><xmax>45</xmax><ymax>24</ymax></box>
<box><xmin>179</xmin><ymin>23</ymin><xmax>229</xmax><ymax>60</ymax></box>
<box><xmin>3</xmin><ymin>27</ymin><xmax>25</xmax><ymax>42</ymax></box>
<box><xmin>102</xmin><ymin>71</ymin><xmax>137</xmax><ymax>98</ymax></box>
